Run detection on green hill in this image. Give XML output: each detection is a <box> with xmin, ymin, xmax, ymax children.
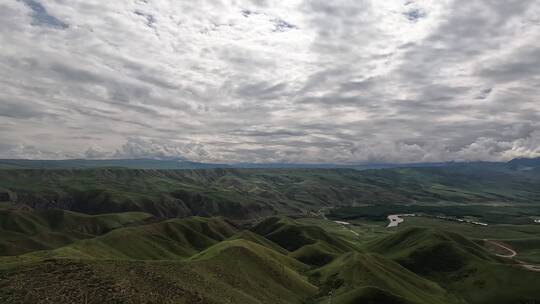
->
<box><xmin>308</xmin><ymin>252</ymin><xmax>464</xmax><ymax>304</ymax></box>
<box><xmin>0</xmin><ymin>205</ymin><xmax>153</xmax><ymax>256</ymax></box>
<box><xmin>1</xmin><ymin>213</ymin><xmax>540</xmax><ymax>304</ymax></box>
<box><xmin>329</xmin><ymin>286</ymin><xmax>418</xmax><ymax>304</ymax></box>
<box><xmin>1</xmin><ymin>232</ymin><xmax>317</xmax><ymax>304</ymax></box>
<box><xmin>252</xmin><ymin>217</ymin><xmax>359</xmax><ymax>266</ymax></box>
<box><xmin>504</xmin><ymin>237</ymin><xmax>540</xmax><ymax>263</ymax></box>
<box><xmin>229</xmin><ymin>229</ymin><xmax>290</xmax><ymax>255</ymax></box>
<box><xmin>366</xmin><ymin>227</ymin><xmax>540</xmax><ymax>304</ymax></box>
<box><xmin>2</xmin><ymin>165</ymin><xmax>539</xmax><ymax>220</ymax></box>
<box><xmin>367</xmin><ymin>227</ymin><xmax>497</xmax><ymax>274</ymax></box>
<box><xmin>188</xmin><ymin>239</ymin><xmax>317</xmax><ymax>303</ymax></box>
<box><xmin>37</xmin><ymin>216</ymin><xmax>237</xmax><ymax>260</ymax></box>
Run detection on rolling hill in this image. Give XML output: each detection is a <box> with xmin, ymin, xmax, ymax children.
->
<box><xmin>1</xmin><ymin>213</ymin><xmax>539</xmax><ymax>304</ymax></box>
<box><xmin>309</xmin><ymin>252</ymin><xmax>465</xmax><ymax>304</ymax></box>
<box><xmin>367</xmin><ymin>227</ymin><xmax>498</xmax><ymax>274</ymax></box>
<box><xmin>367</xmin><ymin>227</ymin><xmax>540</xmax><ymax>304</ymax></box>
<box><xmin>38</xmin><ymin>216</ymin><xmax>237</xmax><ymax>260</ymax></box>
<box><xmin>0</xmin><ymin>204</ymin><xmax>154</xmax><ymax>256</ymax></box>
<box><xmin>1</xmin><ymin>162</ymin><xmax>540</xmax><ymax>303</ymax></box>
<box><xmin>1</xmin><ymin>162</ymin><xmax>539</xmax><ymax>220</ymax></box>
<box><xmin>252</xmin><ymin>217</ymin><xmax>359</xmax><ymax>266</ymax></box>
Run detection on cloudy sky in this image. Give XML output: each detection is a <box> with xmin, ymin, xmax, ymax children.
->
<box><xmin>1</xmin><ymin>0</ymin><xmax>539</xmax><ymax>163</ymax></box>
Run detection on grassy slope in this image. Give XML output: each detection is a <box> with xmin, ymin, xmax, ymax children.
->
<box><xmin>0</xmin><ymin>220</ymin><xmax>317</xmax><ymax>304</ymax></box>
<box><xmin>189</xmin><ymin>239</ymin><xmax>317</xmax><ymax>303</ymax></box>
<box><xmin>0</xmin><ymin>205</ymin><xmax>153</xmax><ymax>256</ymax></box>
<box><xmin>36</xmin><ymin>217</ymin><xmax>237</xmax><ymax>260</ymax></box>
<box><xmin>229</xmin><ymin>230</ymin><xmax>290</xmax><ymax>255</ymax></box>
<box><xmin>329</xmin><ymin>204</ymin><xmax>540</xmax><ymax>224</ymax></box>
<box><xmin>252</xmin><ymin>217</ymin><xmax>360</xmax><ymax>266</ymax></box>
<box><xmin>309</xmin><ymin>252</ymin><xmax>464</xmax><ymax>304</ymax></box>
<box><xmin>398</xmin><ymin>217</ymin><xmax>540</xmax><ymax>264</ymax></box>
<box><xmin>1</xmin><ymin>165</ymin><xmax>539</xmax><ymax>220</ymax></box>
<box><xmin>329</xmin><ymin>286</ymin><xmax>418</xmax><ymax>304</ymax></box>
<box><xmin>367</xmin><ymin>227</ymin><xmax>497</xmax><ymax>274</ymax></box>
<box><xmin>368</xmin><ymin>226</ymin><xmax>540</xmax><ymax>304</ymax></box>
<box><xmin>446</xmin><ymin>261</ymin><xmax>540</xmax><ymax>304</ymax></box>
<box><xmin>504</xmin><ymin>238</ymin><xmax>540</xmax><ymax>263</ymax></box>
<box><xmin>1</xmin><ymin>213</ymin><xmax>539</xmax><ymax>304</ymax></box>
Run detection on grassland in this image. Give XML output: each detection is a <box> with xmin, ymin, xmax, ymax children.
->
<box><xmin>1</xmin><ymin>163</ymin><xmax>539</xmax><ymax>220</ymax></box>
<box><xmin>1</xmin><ymin>210</ymin><xmax>539</xmax><ymax>303</ymax></box>
<box><xmin>328</xmin><ymin>204</ymin><xmax>540</xmax><ymax>224</ymax></box>
<box><xmin>0</xmin><ymin>203</ymin><xmax>155</xmax><ymax>256</ymax></box>
<box><xmin>1</xmin><ymin>164</ymin><xmax>540</xmax><ymax>303</ymax></box>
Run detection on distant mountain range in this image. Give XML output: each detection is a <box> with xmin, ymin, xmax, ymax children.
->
<box><xmin>0</xmin><ymin>158</ymin><xmax>226</xmax><ymax>170</ymax></box>
<box><xmin>1</xmin><ymin>157</ymin><xmax>530</xmax><ymax>170</ymax></box>
<box><xmin>508</xmin><ymin>157</ymin><xmax>540</xmax><ymax>170</ymax></box>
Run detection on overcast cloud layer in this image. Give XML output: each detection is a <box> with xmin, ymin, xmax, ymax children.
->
<box><xmin>1</xmin><ymin>0</ymin><xmax>539</xmax><ymax>163</ymax></box>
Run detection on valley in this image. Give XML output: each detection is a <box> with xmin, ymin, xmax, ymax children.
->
<box><xmin>1</xmin><ymin>162</ymin><xmax>540</xmax><ymax>303</ymax></box>
<box><xmin>4</xmin><ymin>0</ymin><xmax>540</xmax><ymax>302</ymax></box>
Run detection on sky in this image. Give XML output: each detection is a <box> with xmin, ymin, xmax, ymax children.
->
<box><xmin>1</xmin><ymin>0</ymin><xmax>540</xmax><ymax>163</ymax></box>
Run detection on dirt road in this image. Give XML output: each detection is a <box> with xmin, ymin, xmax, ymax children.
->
<box><xmin>484</xmin><ymin>239</ymin><xmax>540</xmax><ymax>272</ymax></box>
<box><xmin>484</xmin><ymin>240</ymin><xmax>517</xmax><ymax>258</ymax></box>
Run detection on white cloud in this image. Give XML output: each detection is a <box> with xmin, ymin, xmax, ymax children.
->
<box><xmin>114</xmin><ymin>137</ymin><xmax>210</xmax><ymax>161</ymax></box>
<box><xmin>0</xmin><ymin>0</ymin><xmax>539</xmax><ymax>163</ymax></box>
<box><xmin>84</xmin><ymin>145</ymin><xmax>110</xmax><ymax>159</ymax></box>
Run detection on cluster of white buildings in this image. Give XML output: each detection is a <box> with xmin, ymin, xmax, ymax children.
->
<box><xmin>435</xmin><ymin>215</ymin><xmax>488</xmax><ymax>226</ymax></box>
